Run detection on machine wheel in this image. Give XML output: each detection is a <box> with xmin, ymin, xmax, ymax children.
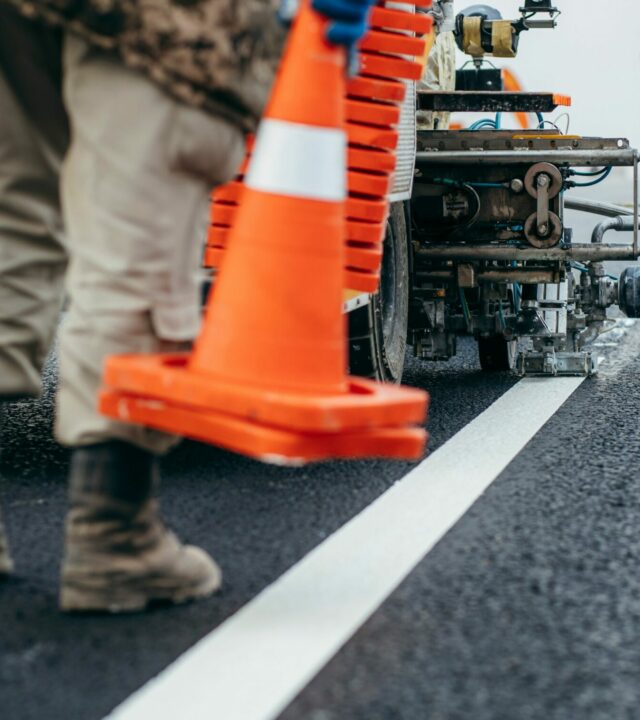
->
<box><xmin>348</xmin><ymin>203</ymin><xmax>409</xmax><ymax>383</ymax></box>
<box><xmin>478</xmin><ymin>335</ymin><xmax>517</xmax><ymax>372</ymax></box>
<box><xmin>619</xmin><ymin>266</ymin><xmax>640</xmax><ymax>318</ymax></box>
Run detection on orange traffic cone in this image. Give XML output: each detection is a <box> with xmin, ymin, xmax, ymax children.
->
<box><xmin>204</xmin><ymin>2</ymin><xmax>433</xmax><ymax>293</ymax></box>
<box><xmin>99</xmin><ymin>0</ymin><xmax>428</xmax><ymax>464</ymax></box>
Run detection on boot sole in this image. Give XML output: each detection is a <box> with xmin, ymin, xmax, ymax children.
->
<box><xmin>59</xmin><ymin>571</ymin><xmax>222</xmax><ymax>614</ymax></box>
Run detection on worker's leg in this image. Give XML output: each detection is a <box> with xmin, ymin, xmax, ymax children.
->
<box><xmin>57</xmin><ymin>37</ymin><xmax>245</xmax><ymax>451</ymax></box>
<box><xmin>0</xmin><ymin>70</ymin><xmax>67</xmax><ymax>400</ymax></box>
<box><xmin>0</xmin><ymin>22</ymin><xmax>68</xmax><ymax>576</ymax></box>
<box><xmin>58</xmin><ymin>37</ymin><xmax>245</xmax><ymax>612</ymax></box>
<box><xmin>417</xmin><ymin>30</ymin><xmax>457</xmax><ymax>131</ymax></box>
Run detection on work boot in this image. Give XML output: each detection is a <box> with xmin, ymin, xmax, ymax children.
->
<box><xmin>0</xmin><ymin>506</ymin><xmax>13</xmax><ymax>577</ymax></box>
<box><xmin>59</xmin><ymin>441</ymin><xmax>221</xmax><ymax>613</ymax></box>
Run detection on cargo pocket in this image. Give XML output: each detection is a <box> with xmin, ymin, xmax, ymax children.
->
<box><xmin>153</xmin><ymin>107</ymin><xmax>245</xmax><ymax>343</ymax></box>
<box><xmin>150</xmin><ymin>291</ymin><xmax>202</xmax><ymax>345</ymax></box>
<box><xmin>167</xmin><ymin>104</ymin><xmax>246</xmax><ymax>188</ymax></box>
<box><xmin>149</xmin><ymin>183</ymin><xmax>209</xmax><ymax>344</ymax></box>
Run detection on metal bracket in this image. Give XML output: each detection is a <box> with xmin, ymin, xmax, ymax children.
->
<box><xmin>516</xmin><ymin>348</ymin><xmax>598</xmax><ymax>377</ymax></box>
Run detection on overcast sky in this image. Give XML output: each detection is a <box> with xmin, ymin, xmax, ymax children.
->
<box><xmin>452</xmin><ymin>0</ymin><xmax>640</xmax><ymax>148</ymax></box>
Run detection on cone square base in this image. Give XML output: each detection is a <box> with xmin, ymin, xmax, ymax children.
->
<box><xmin>100</xmin><ymin>390</ymin><xmax>427</xmax><ymax>465</ymax></box>
<box><xmin>102</xmin><ymin>354</ymin><xmax>428</xmax><ymax>434</ymax></box>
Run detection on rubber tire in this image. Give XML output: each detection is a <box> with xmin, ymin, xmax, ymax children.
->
<box><xmin>478</xmin><ymin>335</ymin><xmax>517</xmax><ymax>372</ymax></box>
<box><xmin>348</xmin><ymin>203</ymin><xmax>409</xmax><ymax>384</ymax></box>
<box><xmin>619</xmin><ymin>266</ymin><xmax>640</xmax><ymax>318</ymax></box>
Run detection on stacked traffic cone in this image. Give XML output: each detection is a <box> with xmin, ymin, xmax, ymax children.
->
<box><xmin>345</xmin><ymin>0</ymin><xmax>432</xmax><ymax>291</ymax></box>
<box><xmin>204</xmin><ymin>1</ymin><xmax>433</xmax><ymax>293</ymax></box>
<box><xmin>99</xmin><ymin>0</ymin><xmax>428</xmax><ymax>465</ymax></box>
<box><xmin>204</xmin><ymin>137</ymin><xmax>253</xmax><ymax>271</ymax></box>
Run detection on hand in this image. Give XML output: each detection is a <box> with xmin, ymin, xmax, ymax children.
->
<box><xmin>311</xmin><ymin>0</ymin><xmax>376</xmax><ymax>47</ymax></box>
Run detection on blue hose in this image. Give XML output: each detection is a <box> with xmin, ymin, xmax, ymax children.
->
<box><xmin>571</xmin><ymin>167</ymin><xmax>611</xmax><ymax>177</ymax></box>
<box><xmin>469</xmin><ymin>118</ymin><xmax>497</xmax><ymax>131</ymax></box>
<box><xmin>571</xmin><ymin>166</ymin><xmax>612</xmax><ymax>188</ymax></box>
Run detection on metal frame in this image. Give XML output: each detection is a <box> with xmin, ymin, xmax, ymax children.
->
<box><xmin>416</xmin><ymin>244</ymin><xmax>636</xmax><ymax>262</ymax></box>
<box><xmin>414</xmin><ymin>145</ymin><xmax>640</xmax><ymax>263</ymax></box>
<box><xmin>416</xmin><ymin>149</ymin><xmax>637</xmax><ymax>166</ymax></box>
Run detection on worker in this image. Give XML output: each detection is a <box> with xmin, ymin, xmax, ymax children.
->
<box><xmin>418</xmin><ymin>0</ymin><xmax>457</xmax><ymax>130</ymax></box>
<box><xmin>0</xmin><ymin>0</ymin><xmax>375</xmax><ymax>612</ymax></box>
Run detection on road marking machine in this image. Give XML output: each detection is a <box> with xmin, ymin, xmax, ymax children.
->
<box><xmin>348</xmin><ymin>0</ymin><xmax>639</xmax><ymax>380</ymax></box>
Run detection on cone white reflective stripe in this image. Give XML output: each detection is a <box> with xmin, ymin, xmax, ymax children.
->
<box><xmin>246</xmin><ymin>119</ymin><xmax>346</xmax><ymax>202</ymax></box>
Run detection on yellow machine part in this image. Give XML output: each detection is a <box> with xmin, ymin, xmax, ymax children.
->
<box><xmin>461</xmin><ymin>17</ymin><xmax>517</xmax><ymax>59</ymax></box>
<box><xmin>461</xmin><ymin>16</ymin><xmax>483</xmax><ymax>57</ymax></box>
<box><xmin>491</xmin><ymin>20</ymin><xmax>516</xmax><ymax>58</ymax></box>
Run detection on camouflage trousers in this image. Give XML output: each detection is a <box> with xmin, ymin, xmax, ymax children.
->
<box><xmin>0</xmin><ymin>30</ymin><xmax>245</xmax><ymax>452</ymax></box>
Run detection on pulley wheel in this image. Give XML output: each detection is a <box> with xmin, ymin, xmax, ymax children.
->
<box><xmin>524</xmin><ymin>211</ymin><xmax>563</xmax><ymax>249</ymax></box>
<box><xmin>524</xmin><ymin>162</ymin><xmax>563</xmax><ymax>199</ymax></box>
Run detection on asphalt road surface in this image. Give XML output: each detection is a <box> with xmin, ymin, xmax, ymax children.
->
<box><xmin>2</xmin><ymin>313</ymin><xmax>640</xmax><ymax>720</ymax></box>
<box><xmin>1</xmin><ymin>166</ymin><xmax>638</xmax><ymax>720</ymax></box>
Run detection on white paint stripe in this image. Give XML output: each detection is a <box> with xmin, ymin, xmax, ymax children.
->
<box><xmin>246</xmin><ymin>119</ymin><xmax>346</xmax><ymax>201</ymax></box>
<box><xmin>106</xmin><ymin>376</ymin><xmax>585</xmax><ymax>720</ymax></box>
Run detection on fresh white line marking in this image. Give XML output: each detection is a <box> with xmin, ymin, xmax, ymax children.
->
<box><xmin>106</xmin><ymin>376</ymin><xmax>585</xmax><ymax>720</ymax></box>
